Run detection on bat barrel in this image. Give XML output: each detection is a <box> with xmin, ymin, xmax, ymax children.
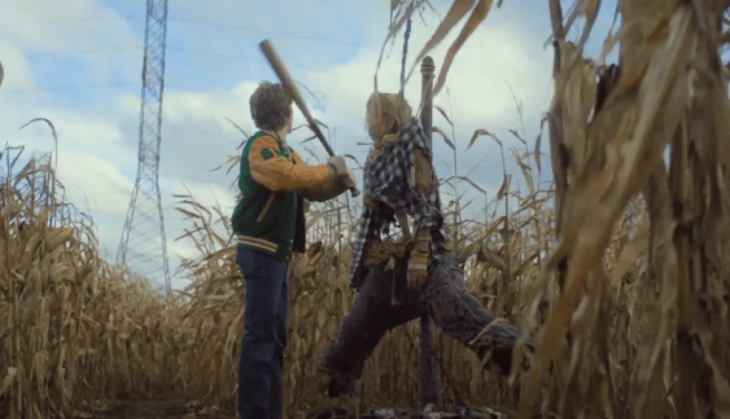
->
<box><xmin>259</xmin><ymin>39</ymin><xmax>360</xmax><ymax>198</ymax></box>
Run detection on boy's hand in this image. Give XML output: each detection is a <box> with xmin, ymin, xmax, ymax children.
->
<box><xmin>338</xmin><ymin>167</ymin><xmax>356</xmax><ymax>188</ymax></box>
<box><xmin>327</xmin><ymin>156</ymin><xmax>356</xmax><ymax>188</ymax></box>
<box><xmin>326</xmin><ymin>155</ymin><xmax>347</xmax><ymax>177</ymax></box>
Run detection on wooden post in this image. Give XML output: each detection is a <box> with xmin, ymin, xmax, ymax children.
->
<box><xmin>421</xmin><ymin>57</ymin><xmax>434</xmax><ymax>151</ymax></box>
<box><xmin>419</xmin><ymin>55</ymin><xmax>440</xmax><ymax>411</ymax></box>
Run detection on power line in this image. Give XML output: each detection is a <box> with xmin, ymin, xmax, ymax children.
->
<box><xmin>2</xmin><ymin>43</ymin><xmax>320</xmax><ymax>94</ymax></box>
<box><xmin>0</xmin><ymin>15</ymin><xmax>360</xmax><ymax>47</ymax></box>
<box><xmin>167</xmin><ymin>17</ymin><xmax>361</xmax><ymax>47</ymax></box>
<box><xmin>2</xmin><ymin>82</ymin><xmax>136</xmax><ymax>93</ymax></box>
<box><xmin>120</xmin><ymin>123</ymin><xmax>247</xmax><ymax>138</ymax></box>
<box><xmin>0</xmin><ymin>15</ymin><xmax>144</xmax><ymax>28</ymax></box>
<box><xmin>0</xmin><ymin>78</ymin><xmax>257</xmax><ymax>93</ymax></box>
<box><xmin>21</xmin><ymin>44</ymin><xmax>250</xmax><ymax>61</ymax></box>
<box><xmin>18</xmin><ymin>41</ymin><xmax>330</xmax><ymax>71</ymax></box>
<box><xmin>166</xmin><ymin>45</ymin><xmax>258</xmax><ymax>61</ymax></box>
<box><xmin>24</xmin><ymin>46</ymin><xmax>144</xmax><ymax>58</ymax></box>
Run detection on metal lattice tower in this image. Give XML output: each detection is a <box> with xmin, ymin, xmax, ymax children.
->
<box><xmin>117</xmin><ymin>0</ymin><xmax>171</xmax><ymax>292</ymax></box>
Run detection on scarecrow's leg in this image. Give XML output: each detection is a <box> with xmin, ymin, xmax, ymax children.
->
<box><xmin>423</xmin><ymin>248</ymin><xmax>522</xmax><ymax>375</ymax></box>
<box><xmin>319</xmin><ymin>259</ymin><xmax>422</xmax><ymax>396</ymax></box>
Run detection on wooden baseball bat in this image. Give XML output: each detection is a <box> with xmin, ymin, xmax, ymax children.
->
<box><xmin>259</xmin><ymin>39</ymin><xmax>360</xmax><ymax>197</ymax></box>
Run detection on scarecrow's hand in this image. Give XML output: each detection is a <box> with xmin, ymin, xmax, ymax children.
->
<box><xmin>408</xmin><ymin>227</ymin><xmax>432</xmax><ymax>289</ymax></box>
<box><xmin>407</xmin><ymin>246</ymin><xmax>429</xmax><ymax>290</ymax></box>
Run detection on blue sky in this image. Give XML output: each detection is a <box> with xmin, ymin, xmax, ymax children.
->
<box><xmin>1</xmin><ymin>0</ymin><xmax>618</xmax><ymax>290</ymax></box>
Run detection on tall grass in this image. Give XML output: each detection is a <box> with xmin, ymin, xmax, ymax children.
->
<box><xmin>171</xmin><ymin>168</ymin><xmax>554</xmax><ymax>418</ymax></box>
<box><xmin>0</xmin><ymin>146</ymin><xmax>185</xmax><ymax>419</ymax></box>
<box><xmin>5</xmin><ymin>1</ymin><xmax>730</xmax><ymax>418</ymax></box>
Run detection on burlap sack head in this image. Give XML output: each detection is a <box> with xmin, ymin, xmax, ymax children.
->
<box><xmin>365</xmin><ymin>92</ymin><xmax>411</xmax><ymax>153</ymax></box>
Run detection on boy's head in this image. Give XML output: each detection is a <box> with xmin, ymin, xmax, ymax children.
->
<box><xmin>249</xmin><ymin>82</ymin><xmax>294</xmax><ymax>132</ymax></box>
<box><xmin>365</xmin><ymin>92</ymin><xmax>411</xmax><ymax>146</ymax></box>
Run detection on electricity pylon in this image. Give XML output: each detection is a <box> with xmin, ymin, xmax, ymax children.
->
<box><xmin>117</xmin><ymin>0</ymin><xmax>171</xmax><ymax>292</ymax></box>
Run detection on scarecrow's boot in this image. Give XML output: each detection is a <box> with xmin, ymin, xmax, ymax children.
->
<box><xmin>316</xmin><ymin>355</ymin><xmax>357</xmax><ymax>397</ymax></box>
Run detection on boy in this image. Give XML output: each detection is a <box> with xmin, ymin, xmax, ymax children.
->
<box><xmin>233</xmin><ymin>82</ymin><xmax>354</xmax><ymax>419</ymax></box>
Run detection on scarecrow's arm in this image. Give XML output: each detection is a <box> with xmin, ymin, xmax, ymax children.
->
<box><xmin>406</xmin><ymin>146</ymin><xmax>440</xmax><ymax>289</ymax></box>
<box><xmin>411</xmin><ymin>149</ymin><xmax>435</xmax><ymax>196</ymax></box>
<box><xmin>407</xmin><ymin>148</ymin><xmax>438</xmax><ymax>239</ymax></box>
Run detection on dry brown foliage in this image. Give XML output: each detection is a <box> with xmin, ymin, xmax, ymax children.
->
<box><xmin>171</xmin><ymin>183</ymin><xmax>553</xmax><ymax>418</ymax></box>
<box><xmin>6</xmin><ymin>1</ymin><xmax>730</xmax><ymax>418</ymax></box>
<box><xmin>0</xmin><ymin>148</ymin><xmax>184</xmax><ymax>419</ymax></box>
<box><xmin>176</xmin><ymin>1</ymin><xmax>730</xmax><ymax>417</ymax></box>
<box><xmin>515</xmin><ymin>0</ymin><xmax>730</xmax><ymax>418</ymax></box>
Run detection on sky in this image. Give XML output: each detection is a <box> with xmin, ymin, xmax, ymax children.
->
<box><xmin>0</xmin><ymin>0</ymin><xmax>619</xmax><ymax>290</ymax></box>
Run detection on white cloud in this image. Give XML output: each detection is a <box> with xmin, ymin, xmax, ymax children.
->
<box><xmin>0</xmin><ymin>40</ymin><xmax>37</xmax><ymax>92</ymax></box>
<box><xmin>2</xmin><ymin>0</ymin><xmax>561</xmax><ymax>289</ymax></box>
<box><xmin>299</xmin><ymin>4</ymin><xmax>553</xmax><ymax>197</ymax></box>
<box><xmin>56</xmin><ymin>151</ymin><xmax>135</xmax><ymax>215</ymax></box>
<box><xmin>161</xmin><ymin>179</ymin><xmax>238</xmax><ymax>289</ymax></box>
<box><xmin>308</xmin><ymin>12</ymin><xmax>552</xmax><ymax>134</ymax></box>
<box><xmin>161</xmin><ymin>81</ymin><xmax>258</xmax><ymax>130</ymax></box>
<box><xmin>164</xmin><ymin>178</ymin><xmax>237</xmax><ymax>216</ymax></box>
<box><xmin>0</xmin><ymin>0</ymin><xmax>141</xmax><ymax>80</ymax></box>
<box><xmin>4</xmin><ymin>106</ymin><xmax>139</xmax><ymax>180</ymax></box>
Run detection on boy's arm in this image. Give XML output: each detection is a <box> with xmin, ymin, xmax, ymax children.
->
<box><xmin>291</xmin><ymin>149</ymin><xmax>350</xmax><ymax>202</ymax></box>
<box><xmin>290</xmin><ymin>149</ymin><xmax>306</xmax><ymax>166</ymax></box>
<box><xmin>290</xmin><ymin>151</ymin><xmax>314</xmax><ymax>212</ymax></box>
<box><xmin>249</xmin><ymin>135</ymin><xmax>334</xmax><ymax>192</ymax></box>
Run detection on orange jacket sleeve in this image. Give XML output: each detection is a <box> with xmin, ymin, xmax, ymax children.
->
<box><xmin>289</xmin><ymin>149</ymin><xmax>348</xmax><ymax>202</ymax></box>
<box><xmin>290</xmin><ymin>150</ymin><xmax>307</xmax><ymax>166</ymax></box>
<box><xmin>248</xmin><ymin>135</ymin><xmax>333</xmax><ymax>192</ymax></box>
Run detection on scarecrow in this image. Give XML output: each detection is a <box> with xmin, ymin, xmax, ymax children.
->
<box><xmin>318</xmin><ymin>92</ymin><xmax>529</xmax><ymax>397</ymax></box>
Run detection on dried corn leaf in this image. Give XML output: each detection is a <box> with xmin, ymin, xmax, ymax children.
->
<box><xmin>404</xmin><ymin>0</ymin><xmax>476</xmax><ymax>85</ymax></box>
<box><xmin>467</xmin><ymin>128</ymin><xmax>500</xmax><ymax>150</ymax></box>
<box><xmin>433</xmin><ymin>126</ymin><xmax>455</xmax><ymax>150</ymax></box>
<box><xmin>434</xmin><ymin>0</ymin><xmax>493</xmax><ymax>96</ymax></box>
<box><xmin>496</xmin><ymin>174</ymin><xmax>511</xmax><ymax>199</ymax></box>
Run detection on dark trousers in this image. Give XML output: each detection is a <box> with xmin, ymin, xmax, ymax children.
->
<box><xmin>236</xmin><ymin>247</ymin><xmax>288</xmax><ymax>419</ymax></box>
<box><xmin>319</xmin><ymin>249</ymin><xmax>518</xmax><ymax>392</ymax></box>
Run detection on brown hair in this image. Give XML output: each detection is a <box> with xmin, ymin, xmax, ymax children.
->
<box><xmin>249</xmin><ymin>82</ymin><xmax>293</xmax><ymax>131</ymax></box>
<box><xmin>365</xmin><ymin>92</ymin><xmax>412</xmax><ymax>146</ymax></box>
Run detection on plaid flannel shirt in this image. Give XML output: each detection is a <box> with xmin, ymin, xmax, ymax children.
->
<box><xmin>348</xmin><ymin>118</ymin><xmax>453</xmax><ymax>290</ymax></box>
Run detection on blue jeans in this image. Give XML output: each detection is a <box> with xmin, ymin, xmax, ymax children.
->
<box><xmin>236</xmin><ymin>246</ymin><xmax>288</xmax><ymax>419</ymax></box>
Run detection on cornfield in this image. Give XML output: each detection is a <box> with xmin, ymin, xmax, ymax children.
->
<box><xmin>4</xmin><ymin>0</ymin><xmax>730</xmax><ymax>417</ymax></box>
